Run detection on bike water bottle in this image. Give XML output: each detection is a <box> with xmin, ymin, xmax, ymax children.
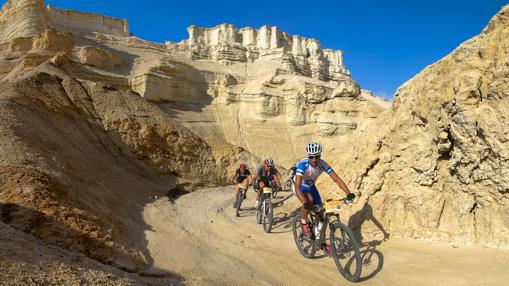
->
<box><xmin>317</xmin><ymin>221</ymin><xmax>323</xmax><ymax>236</ymax></box>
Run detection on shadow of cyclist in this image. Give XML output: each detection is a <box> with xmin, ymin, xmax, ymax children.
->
<box><xmin>270</xmin><ymin>209</ymin><xmax>297</xmax><ymax>233</ymax></box>
<box><xmin>346</xmin><ymin>203</ymin><xmax>389</xmax><ymax>281</ymax></box>
<box><xmin>348</xmin><ymin>203</ymin><xmax>390</xmax><ymax>244</ymax></box>
<box><xmin>355</xmin><ymin>239</ymin><xmax>385</xmax><ymax>282</ymax></box>
<box><xmin>272</xmin><ymin>192</ymin><xmax>294</xmax><ymax>207</ymax></box>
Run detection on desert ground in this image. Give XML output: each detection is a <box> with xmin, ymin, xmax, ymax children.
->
<box><xmin>143</xmin><ymin>187</ymin><xmax>509</xmax><ymax>285</ymax></box>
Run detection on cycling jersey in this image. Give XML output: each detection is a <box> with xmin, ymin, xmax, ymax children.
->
<box><xmin>235</xmin><ymin>169</ymin><xmax>251</xmax><ymax>183</ymax></box>
<box><xmin>256</xmin><ymin>165</ymin><xmax>277</xmax><ymax>180</ymax></box>
<box><xmin>255</xmin><ymin>165</ymin><xmax>278</xmax><ymax>188</ymax></box>
<box><xmin>295</xmin><ymin>159</ymin><xmax>333</xmax><ymax>187</ymax></box>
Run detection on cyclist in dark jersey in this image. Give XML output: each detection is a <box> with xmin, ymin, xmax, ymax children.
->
<box><xmin>288</xmin><ymin>163</ymin><xmax>297</xmax><ymax>180</ymax></box>
<box><xmin>252</xmin><ymin>157</ymin><xmax>282</xmax><ymax>208</ymax></box>
<box><xmin>232</xmin><ymin>163</ymin><xmax>251</xmax><ymax>208</ymax></box>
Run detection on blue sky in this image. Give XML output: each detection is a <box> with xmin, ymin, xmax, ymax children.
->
<box><xmin>3</xmin><ymin>0</ymin><xmax>508</xmax><ymax>100</ymax></box>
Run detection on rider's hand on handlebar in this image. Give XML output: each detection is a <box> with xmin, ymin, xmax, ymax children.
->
<box><xmin>345</xmin><ymin>193</ymin><xmax>355</xmax><ymax>202</ymax></box>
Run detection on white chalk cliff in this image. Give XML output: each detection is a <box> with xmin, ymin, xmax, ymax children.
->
<box><xmin>0</xmin><ymin>0</ymin><xmax>387</xmax><ymax>167</ymax></box>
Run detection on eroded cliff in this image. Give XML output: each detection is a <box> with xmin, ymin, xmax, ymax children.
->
<box><xmin>333</xmin><ymin>4</ymin><xmax>509</xmax><ymax>248</ymax></box>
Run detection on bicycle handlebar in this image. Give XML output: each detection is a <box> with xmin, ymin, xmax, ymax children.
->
<box><xmin>308</xmin><ymin>198</ymin><xmax>353</xmax><ymax>213</ymax></box>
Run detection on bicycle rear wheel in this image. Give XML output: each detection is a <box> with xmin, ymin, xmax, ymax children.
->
<box><xmin>235</xmin><ymin>190</ymin><xmax>243</xmax><ymax>217</ymax></box>
<box><xmin>292</xmin><ymin>211</ymin><xmax>317</xmax><ymax>258</ymax></box>
<box><xmin>284</xmin><ymin>179</ymin><xmax>293</xmax><ymax>192</ymax></box>
<box><xmin>262</xmin><ymin>198</ymin><xmax>273</xmax><ymax>233</ymax></box>
<box><xmin>330</xmin><ymin>221</ymin><xmax>362</xmax><ymax>282</ymax></box>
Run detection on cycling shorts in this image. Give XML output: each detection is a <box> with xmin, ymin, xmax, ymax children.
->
<box><xmin>301</xmin><ymin>184</ymin><xmax>322</xmax><ymax>205</ymax></box>
<box><xmin>255</xmin><ymin>178</ymin><xmax>273</xmax><ymax>190</ymax></box>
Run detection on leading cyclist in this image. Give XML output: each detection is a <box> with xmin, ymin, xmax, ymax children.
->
<box><xmin>295</xmin><ymin>142</ymin><xmax>355</xmax><ymax>235</ymax></box>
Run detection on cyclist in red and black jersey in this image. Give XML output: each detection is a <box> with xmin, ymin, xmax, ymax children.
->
<box><xmin>251</xmin><ymin>157</ymin><xmax>282</xmax><ymax>208</ymax></box>
<box><xmin>232</xmin><ymin>163</ymin><xmax>252</xmax><ymax>208</ymax></box>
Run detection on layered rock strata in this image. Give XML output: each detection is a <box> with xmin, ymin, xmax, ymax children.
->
<box><xmin>0</xmin><ymin>1</ymin><xmax>387</xmax><ymax>168</ymax></box>
<box><xmin>177</xmin><ymin>24</ymin><xmax>348</xmax><ymax>81</ymax></box>
<box><xmin>0</xmin><ymin>0</ymin><xmax>128</xmax><ymax>43</ymax></box>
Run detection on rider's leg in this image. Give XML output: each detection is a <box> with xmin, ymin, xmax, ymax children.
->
<box><xmin>241</xmin><ymin>178</ymin><xmax>249</xmax><ymax>198</ymax></box>
<box><xmin>233</xmin><ymin>184</ymin><xmax>240</xmax><ymax>207</ymax></box>
<box><xmin>300</xmin><ymin>191</ymin><xmax>314</xmax><ymax>221</ymax></box>
<box><xmin>300</xmin><ymin>192</ymin><xmax>314</xmax><ymax>233</ymax></box>
<box><xmin>254</xmin><ymin>180</ymin><xmax>264</xmax><ymax>208</ymax></box>
<box><xmin>248</xmin><ymin>174</ymin><xmax>255</xmax><ymax>188</ymax></box>
<box><xmin>309</xmin><ymin>184</ymin><xmax>323</xmax><ymax>205</ymax></box>
<box><xmin>257</xmin><ymin>181</ymin><xmax>266</xmax><ymax>201</ymax></box>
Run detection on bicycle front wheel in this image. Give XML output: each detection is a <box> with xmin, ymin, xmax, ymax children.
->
<box><xmin>330</xmin><ymin>221</ymin><xmax>362</xmax><ymax>282</ymax></box>
<box><xmin>256</xmin><ymin>198</ymin><xmax>263</xmax><ymax>224</ymax></box>
<box><xmin>235</xmin><ymin>190</ymin><xmax>243</xmax><ymax>217</ymax></box>
<box><xmin>262</xmin><ymin>198</ymin><xmax>273</xmax><ymax>233</ymax></box>
<box><xmin>292</xmin><ymin>211</ymin><xmax>317</xmax><ymax>258</ymax></box>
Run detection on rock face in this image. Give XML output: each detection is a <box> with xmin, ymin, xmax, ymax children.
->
<box><xmin>0</xmin><ymin>1</ymin><xmax>387</xmax><ymax>168</ymax></box>
<box><xmin>0</xmin><ymin>0</ymin><xmax>128</xmax><ymax>43</ymax></box>
<box><xmin>180</xmin><ymin>24</ymin><xmax>348</xmax><ymax>81</ymax></box>
<box><xmin>0</xmin><ymin>0</ymin><xmax>261</xmax><ymax>272</ymax></box>
<box><xmin>332</xmin><ymin>5</ymin><xmax>509</xmax><ymax>248</ymax></box>
<box><xmin>136</xmin><ymin>24</ymin><xmax>385</xmax><ymax>166</ymax></box>
<box><xmin>74</xmin><ymin>46</ymin><xmax>124</xmax><ymax>68</ymax></box>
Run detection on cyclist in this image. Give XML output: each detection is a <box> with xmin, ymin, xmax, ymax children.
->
<box><xmin>288</xmin><ymin>163</ymin><xmax>297</xmax><ymax>181</ymax></box>
<box><xmin>295</xmin><ymin>142</ymin><xmax>355</xmax><ymax>252</ymax></box>
<box><xmin>252</xmin><ymin>157</ymin><xmax>282</xmax><ymax>208</ymax></box>
<box><xmin>232</xmin><ymin>163</ymin><xmax>251</xmax><ymax>208</ymax></box>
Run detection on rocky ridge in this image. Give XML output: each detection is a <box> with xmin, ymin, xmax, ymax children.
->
<box><xmin>0</xmin><ymin>0</ymin><xmax>388</xmax><ymax>168</ymax></box>
<box><xmin>331</xmin><ymin>4</ymin><xmax>509</xmax><ymax>249</ymax></box>
<box><xmin>178</xmin><ymin>23</ymin><xmax>349</xmax><ymax>81</ymax></box>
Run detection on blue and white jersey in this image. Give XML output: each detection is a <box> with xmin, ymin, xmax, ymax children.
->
<box><xmin>296</xmin><ymin>158</ymin><xmax>334</xmax><ymax>187</ymax></box>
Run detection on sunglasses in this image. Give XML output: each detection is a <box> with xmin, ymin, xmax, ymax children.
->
<box><xmin>308</xmin><ymin>155</ymin><xmax>321</xmax><ymax>160</ymax></box>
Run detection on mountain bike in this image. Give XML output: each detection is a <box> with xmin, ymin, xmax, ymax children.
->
<box><xmin>284</xmin><ymin>175</ymin><xmax>295</xmax><ymax>196</ymax></box>
<box><xmin>234</xmin><ymin>184</ymin><xmax>247</xmax><ymax>217</ymax></box>
<box><xmin>292</xmin><ymin>199</ymin><xmax>361</xmax><ymax>282</ymax></box>
<box><xmin>255</xmin><ymin>187</ymin><xmax>274</xmax><ymax>233</ymax></box>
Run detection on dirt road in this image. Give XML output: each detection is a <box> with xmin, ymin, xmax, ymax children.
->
<box><xmin>142</xmin><ymin>187</ymin><xmax>509</xmax><ymax>285</ymax></box>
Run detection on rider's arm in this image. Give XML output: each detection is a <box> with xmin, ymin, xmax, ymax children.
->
<box><xmin>272</xmin><ymin>169</ymin><xmax>281</xmax><ymax>187</ymax></box>
<box><xmin>294</xmin><ymin>175</ymin><xmax>307</xmax><ymax>204</ymax></box>
<box><xmin>329</xmin><ymin>171</ymin><xmax>351</xmax><ymax>195</ymax></box>
<box><xmin>251</xmin><ymin>172</ymin><xmax>258</xmax><ymax>181</ymax></box>
<box><xmin>274</xmin><ymin>171</ymin><xmax>282</xmax><ymax>188</ymax></box>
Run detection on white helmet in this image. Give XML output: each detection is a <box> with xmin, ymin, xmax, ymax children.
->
<box><xmin>305</xmin><ymin>142</ymin><xmax>322</xmax><ymax>156</ymax></box>
<box><xmin>264</xmin><ymin>157</ymin><xmax>274</xmax><ymax>167</ymax></box>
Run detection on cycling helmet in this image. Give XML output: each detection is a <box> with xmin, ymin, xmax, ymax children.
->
<box><xmin>239</xmin><ymin>163</ymin><xmax>247</xmax><ymax>170</ymax></box>
<box><xmin>264</xmin><ymin>157</ymin><xmax>274</xmax><ymax>167</ymax></box>
<box><xmin>305</xmin><ymin>142</ymin><xmax>322</xmax><ymax>156</ymax></box>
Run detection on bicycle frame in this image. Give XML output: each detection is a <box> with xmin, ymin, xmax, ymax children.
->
<box><xmin>308</xmin><ymin>207</ymin><xmax>340</xmax><ymax>246</ymax></box>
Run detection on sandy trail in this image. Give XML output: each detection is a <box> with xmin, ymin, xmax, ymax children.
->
<box><xmin>143</xmin><ymin>187</ymin><xmax>509</xmax><ymax>285</ymax></box>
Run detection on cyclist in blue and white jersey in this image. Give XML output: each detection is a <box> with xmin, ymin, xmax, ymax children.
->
<box><xmin>295</xmin><ymin>142</ymin><xmax>355</xmax><ymax>235</ymax></box>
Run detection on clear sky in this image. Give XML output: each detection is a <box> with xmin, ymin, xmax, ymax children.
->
<box><xmin>3</xmin><ymin>0</ymin><xmax>508</xmax><ymax>100</ymax></box>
